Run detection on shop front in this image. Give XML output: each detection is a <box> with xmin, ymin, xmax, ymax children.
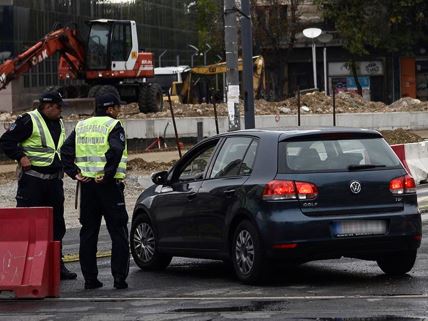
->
<box><xmin>328</xmin><ymin>61</ymin><xmax>384</xmax><ymax>101</ymax></box>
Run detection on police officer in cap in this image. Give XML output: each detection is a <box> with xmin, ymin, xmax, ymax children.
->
<box><xmin>0</xmin><ymin>91</ymin><xmax>77</xmax><ymax>280</ymax></box>
<box><xmin>61</xmin><ymin>93</ymin><xmax>129</xmax><ymax>290</ymax></box>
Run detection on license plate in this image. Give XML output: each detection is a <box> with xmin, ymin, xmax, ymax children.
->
<box><xmin>333</xmin><ymin>220</ymin><xmax>387</xmax><ymax>237</ymax></box>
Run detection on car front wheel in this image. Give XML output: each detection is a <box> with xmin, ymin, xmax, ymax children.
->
<box><xmin>376</xmin><ymin>250</ymin><xmax>417</xmax><ymax>276</ymax></box>
<box><xmin>231</xmin><ymin>220</ymin><xmax>266</xmax><ymax>284</ymax></box>
<box><xmin>130</xmin><ymin>214</ymin><xmax>172</xmax><ymax>271</ymax></box>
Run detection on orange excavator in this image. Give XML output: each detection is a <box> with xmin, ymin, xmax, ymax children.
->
<box><xmin>0</xmin><ymin>20</ymin><xmax>163</xmax><ymax>113</ymax></box>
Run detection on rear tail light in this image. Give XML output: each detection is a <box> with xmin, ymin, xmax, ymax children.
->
<box><xmin>295</xmin><ymin>182</ymin><xmax>318</xmax><ymax>200</ymax></box>
<box><xmin>263</xmin><ymin>180</ymin><xmax>296</xmax><ymax>200</ymax></box>
<box><xmin>263</xmin><ymin>180</ymin><xmax>318</xmax><ymax>200</ymax></box>
<box><xmin>389</xmin><ymin>175</ymin><xmax>416</xmax><ymax>195</ymax></box>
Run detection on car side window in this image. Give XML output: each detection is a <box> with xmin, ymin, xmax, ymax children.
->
<box><xmin>239</xmin><ymin>139</ymin><xmax>258</xmax><ymax>175</ymax></box>
<box><xmin>178</xmin><ymin>145</ymin><xmax>215</xmax><ymax>181</ymax></box>
<box><xmin>210</xmin><ymin>137</ymin><xmax>253</xmax><ymax>179</ymax></box>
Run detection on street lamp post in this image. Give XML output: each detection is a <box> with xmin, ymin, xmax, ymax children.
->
<box><xmin>303</xmin><ymin>28</ymin><xmax>322</xmax><ymax>89</ymax></box>
<box><xmin>188</xmin><ymin>44</ymin><xmax>199</xmax><ymax>67</ymax></box>
<box><xmin>203</xmin><ymin>43</ymin><xmax>212</xmax><ymax>66</ymax></box>
<box><xmin>318</xmin><ymin>32</ymin><xmax>333</xmax><ymax>95</ymax></box>
<box><xmin>158</xmin><ymin>49</ymin><xmax>167</xmax><ymax>67</ymax></box>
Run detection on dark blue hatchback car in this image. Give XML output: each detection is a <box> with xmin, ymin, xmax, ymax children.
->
<box><xmin>130</xmin><ymin>128</ymin><xmax>421</xmax><ymax>283</ymax></box>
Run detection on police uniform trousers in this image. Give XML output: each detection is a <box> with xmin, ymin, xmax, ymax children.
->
<box><xmin>79</xmin><ymin>180</ymin><xmax>129</xmax><ymax>281</ymax></box>
<box><xmin>16</xmin><ymin>173</ymin><xmax>66</xmax><ymax>243</ymax></box>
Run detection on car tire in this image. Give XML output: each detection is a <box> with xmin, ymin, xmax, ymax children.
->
<box><xmin>376</xmin><ymin>250</ymin><xmax>417</xmax><ymax>276</ymax></box>
<box><xmin>130</xmin><ymin>214</ymin><xmax>172</xmax><ymax>271</ymax></box>
<box><xmin>231</xmin><ymin>220</ymin><xmax>266</xmax><ymax>284</ymax></box>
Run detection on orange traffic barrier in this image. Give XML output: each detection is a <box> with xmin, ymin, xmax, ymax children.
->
<box><xmin>0</xmin><ymin>207</ymin><xmax>60</xmax><ymax>298</ymax></box>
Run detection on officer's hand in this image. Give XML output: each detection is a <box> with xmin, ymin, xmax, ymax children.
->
<box><xmin>19</xmin><ymin>156</ymin><xmax>31</xmax><ymax>171</ymax></box>
<box><xmin>75</xmin><ymin>173</ymin><xmax>91</xmax><ymax>183</ymax></box>
<box><xmin>94</xmin><ymin>176</ymin><xmax>104</xmax><ymax>184</ymax></box>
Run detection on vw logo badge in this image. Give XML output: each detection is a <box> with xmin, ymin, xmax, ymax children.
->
<box><xmin>350</xmin><ymin>181</ymin><xmax>362</xmax><ymax>194</ymax></box>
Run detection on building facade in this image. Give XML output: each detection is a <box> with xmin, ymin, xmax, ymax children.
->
<box><xmin>254</xmin><ymin>0</ymin><xmax>428</xmax><ymax>104</ymax></box>
<box><xmin>0</xmin><ymin>0</ymin><xmax>198</xmax><ymax>112</ymax></box>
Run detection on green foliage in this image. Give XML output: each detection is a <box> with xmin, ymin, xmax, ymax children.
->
<box><xmin>185</xmin><ymin>0</ymin><xmax>224</xmax><ymax>60</ymax></box>
<box><xmin>315</xmin><ymin>0</ymin><xmax>428</xmax><ymax>57</ymax></box>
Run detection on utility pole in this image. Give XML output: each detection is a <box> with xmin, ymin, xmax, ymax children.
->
<box><xmin>224</xmin><ymin>0</ymin><xmax>240</xmax><ymax>131</ymax></box>
<box><xmin>241</xmin><ymin>0</ymin><xmax>255</xmax><ymax>129</ymax></box>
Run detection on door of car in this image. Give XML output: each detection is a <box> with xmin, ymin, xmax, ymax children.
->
<box><xmin>194</xmin><ymin>136</ymin><xmax>258</xmax><ymax>250</ymax></box>
<box><xmin>153</xmin><ymin>139</ymin><xmax>219</xmax><ymax>250</ymax></box>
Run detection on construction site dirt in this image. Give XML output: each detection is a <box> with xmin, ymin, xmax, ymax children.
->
<box><xmin>1</xmin><ymin>92</ymin><xmax>428</xmax><ymax>122</ymax></box>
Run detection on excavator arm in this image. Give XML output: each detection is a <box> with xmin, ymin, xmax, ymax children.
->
<box><xmin>0</xmin><ymin>26</ymin><xmax>85</xmax><ymax>90</ymax></box>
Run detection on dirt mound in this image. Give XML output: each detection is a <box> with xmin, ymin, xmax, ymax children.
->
<box><xmin>380</xmin><ymin>129</ymin><xmax>424</xmax><ymax>145</ymax></box>
<box><xmin>2</xmin><ymin>92</ymin><xmax>428</xmax><ymax>121</ymax></box>
<box><xmin>115</xmin><ymin>91</ymin><xmax>428</xmax><ymax>119</ymax></box>
<box><xmin>127</xmin><ymin>158</ymin><xmax>175</xmax><ymax>173</ymax></box>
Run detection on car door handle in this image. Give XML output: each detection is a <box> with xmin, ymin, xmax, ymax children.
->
<box><xmin>187</xmin><ymin>192</ymin><xmax>197</xmax><ymax>200</ymax></box>
<box><xmin>224</xmin><ymin>189</ymin><xmax>236</xmax><ymax>197</ymax></box>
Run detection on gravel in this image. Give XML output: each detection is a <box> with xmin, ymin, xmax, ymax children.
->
<box><xmin>0</xmin><ymin>171</ymin><xmax>150</xmax><ymax>229</ymax></box>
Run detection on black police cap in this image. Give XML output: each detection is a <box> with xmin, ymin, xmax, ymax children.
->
<box><xmin>95</xmin><ymin>93</ymin><xmax>125</xmax><ymax>109</ymax></box>
<box><xmin>39</xmin><ymin>91</ymin><xmax>64</xmax><ymax>106</ymax></box>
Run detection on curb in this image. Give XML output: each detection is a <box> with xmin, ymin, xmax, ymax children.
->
<box><xmin>63</xmin><ymin>250</ymin><xmax>112</xmax><ymax>263</ymax></box>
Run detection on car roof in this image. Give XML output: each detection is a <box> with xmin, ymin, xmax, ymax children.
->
<box><xmin>214</xmin><ymin>127</ymin><xmax>382</xmax><ymax>141</ymax></box>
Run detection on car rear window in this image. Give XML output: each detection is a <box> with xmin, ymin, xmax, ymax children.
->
<box><xmin>279</xmin><ymin>138</ymin><xmax>401</xmax><ymax>172</ymax></box>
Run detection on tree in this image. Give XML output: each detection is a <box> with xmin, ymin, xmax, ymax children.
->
<box><xmin>251</xmin><ymin>0</ymin><xmax>303</xmax><ymax>100</ymax></box>
<box><xmin>315</xmin><ymin>0</ymin><xmax>428</xmax><ymax>95</ymax></box>
<box><xmin>185</xmin><ymin>0</ymin><xmax>224</xmax><ymax>64</ymax></box>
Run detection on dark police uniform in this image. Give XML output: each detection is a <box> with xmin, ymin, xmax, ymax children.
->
<box><xmin>0</xmin><ymin>91</ymin><xmax>76</xmax><ymax>280</ymax></box>
<box><xmin>61</xmin><ymin>93</ymin><xmax>129</xmax><ymax>290</ymax></box>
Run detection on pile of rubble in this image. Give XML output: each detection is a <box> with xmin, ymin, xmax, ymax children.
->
<box><xmin>380</xmin><ymin>128</ymin><xmax>424</xmax><ymax>145</ymax></box>
<box><xmin>1</xmin><ymin>92</ymin><xmax>427</xmax><ymax>122</ymax></box>
<box><xmin>114</xmin><ymin>92</ymin><xmax>428</xmax><ymax>119</ymax></box>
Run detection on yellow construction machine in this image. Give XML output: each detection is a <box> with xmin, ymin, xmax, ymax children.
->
<box><xmin>166</xmin><ymin>55</ymin><xmax>265</xmax><ymax>104</ymax></box>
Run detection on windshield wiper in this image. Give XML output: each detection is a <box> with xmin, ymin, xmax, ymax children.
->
<box><xmin>348</xmin><ymin>164</ymin><xmax>386</xmax><ymax>170</ymax></box>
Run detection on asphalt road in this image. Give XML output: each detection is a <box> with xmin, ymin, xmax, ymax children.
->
<box><xmin>2</xmin><ymin>231</ymin><xmax>428</xmax><ymax>320</ymax></box>
<box><xmin>2</xmin><ymin>188</ymin><xmax>428</xmax><ymax>320</ymax></box>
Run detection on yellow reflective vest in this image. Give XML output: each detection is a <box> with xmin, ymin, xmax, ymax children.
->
<box><xmin>75</xmin><ymin>116</ymin><xmax>127</xmax><ymax>179</ymax></box>
<box><xmin>20</xmin><ymin>110</ymin><xmax>66</xmax><ymax>167</ymax></box>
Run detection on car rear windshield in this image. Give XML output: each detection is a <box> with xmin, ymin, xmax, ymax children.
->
<box><xmin>278</xmin><ymin>137</ymin><xmax>401</xmax><ymax>173</ymax></box>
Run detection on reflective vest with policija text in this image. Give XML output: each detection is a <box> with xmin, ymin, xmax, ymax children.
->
<box><xmin>20</xmin><ymin>110</ymin><xmax>66</xmax><ymax>166</ymax></box>
<box><xmin>75</xmin><ymin>116</ymin><xmax>128</xmax><ymax>179</ymax></box>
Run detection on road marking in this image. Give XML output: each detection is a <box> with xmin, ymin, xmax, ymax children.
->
<box><xmin>2</xmin><ymin>293</ymin><xmax>422</xmax><ymax>302</ymax></box>
<box><xmin>63</xmin><ymin>250</ymin><xmax>112</xmax><ymax>263</ymax></box>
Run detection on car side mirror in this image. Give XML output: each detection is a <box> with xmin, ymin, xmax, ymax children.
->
<box><xmin>151</xmin><ymin>170</ymin><xmax>168</xmax><ymax>185</ymax></box>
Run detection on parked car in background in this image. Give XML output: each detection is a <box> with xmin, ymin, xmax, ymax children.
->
<box><xmin>130</xmin><ymin>127</ymin><xmax>422</xmax><ymax>284</ymax></box>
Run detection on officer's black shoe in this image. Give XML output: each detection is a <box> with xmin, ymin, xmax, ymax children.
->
<box><xmin>84</xmin><ymin>279</ymin><xmax>103</xmax><ymax>290</ymax></box>
<box><xmin>113</xmin><ymin>277</ymin><xmax>128</xmax><ymax>290</ymax></box>
<box><xmin>60</xmin><ymin>264</ymin><xmax>77</xmax><ymax>280</ymax></box>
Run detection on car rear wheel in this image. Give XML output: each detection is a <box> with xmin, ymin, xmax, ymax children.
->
<box><xmin>376</xmin><ymin>250</ymin><xmax>416</xmax><ymax>276</ymax></box>
<box><xmin>130</xmin><ymin>215</ymin><xmax>172</xmax><ymax>271</ymax></box>
<box><xmin>232</xmin><ymin>220</ymin><xmax>266</xmax><ymax>284</ymax></box>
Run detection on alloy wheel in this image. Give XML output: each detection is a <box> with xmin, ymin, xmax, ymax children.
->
<box><xmin>133</xmin><ymin>222</ymin><xmax>155</xmax><ymax>263</ymax></box>
<box><xmin>235</xmin><ymin>229</ymin><xmax>255</xmax><ymax>275</ymax></box>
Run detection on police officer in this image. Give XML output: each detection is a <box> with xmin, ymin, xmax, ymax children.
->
<box><xmin>0</xmin><ymin>91</ymin><xmax>77</xmax><ymax>280</ymax></box>
<box><xmin>61</xmin><ymin>93</ymin><xmax>129</xmax><ymax>290</ymax></box>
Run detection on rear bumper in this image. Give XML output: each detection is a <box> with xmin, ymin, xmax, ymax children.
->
<box><xmin>265</xmin><ymin>235</ymin><xmax>420</xmax><ymax>261</ymax></box>
<box><xmin>258</xmin><ymin>210</ymin><xmax>422</xmax><ymax>261</ymax></box>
